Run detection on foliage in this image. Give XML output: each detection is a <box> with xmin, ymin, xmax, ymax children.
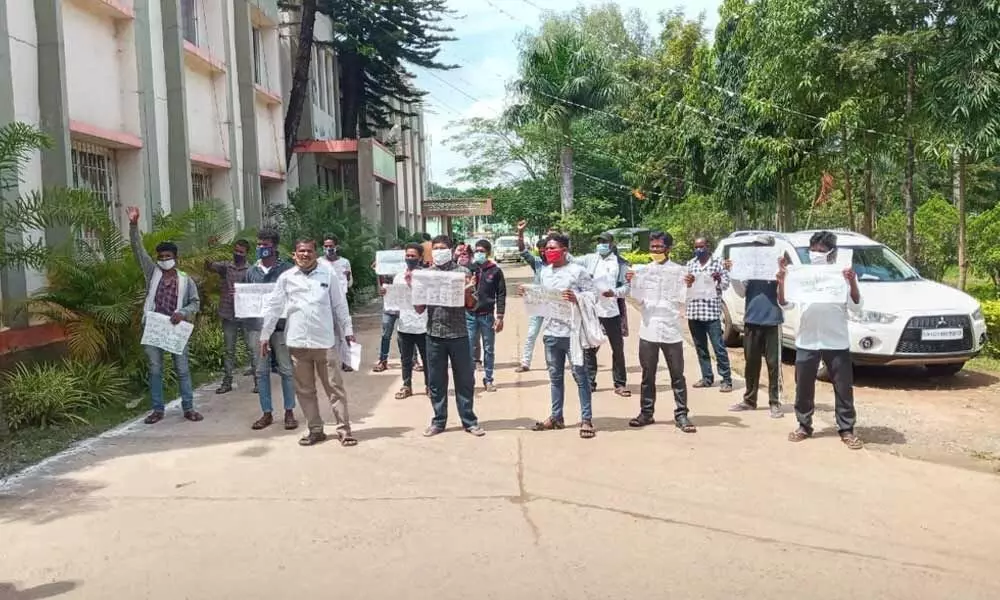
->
<box><xmin>875</xmin><ymin>195</ymin><xmax>958</xmax><ymax>281</ymax></box>
<box><xmin>60</xmin><ymin>360</ymin><xmax>130</xmax><ymax>409</ymax></box>
<box><xmin>1</xmin><ymin>363</ymin><xmax>95</xmax><ymax>430</ymax></box>
<box><xmin>643</xmin><ymin>194</ymin><xmax>735</xmax><ymax>263</ymax></box>
<box><xmin>619</xmin><ymin>251</ymin><xmax>651</xmax><ymax>265</ymax></box>
<box><xmin>551</xmin><ymin>196</ymin><xmax>623</xmax><ymax>252</ymax></box>
<box><xmin>981</xmin><ymin>300</ymin><xmax>1000</xmax><ymax>358</ymax></box>
<box><xmin>187</xmin><ymin>319</ymin><xmax>251</xmax><ymax>373</ymax></box>
<box><xmin>969</xmin><ymin>204</ymin><xmax>1000</xmax><ymax>292</ymax></box>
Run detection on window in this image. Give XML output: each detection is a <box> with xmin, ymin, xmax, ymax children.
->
<box><xmin>192</xmin><ymin>169</ymin><xmax>213</xmax><ymax>204</ymax></box>
<box><xmin>252</xmin><ymin>28</ymin><xmax>264</xmax><ymax>85</ymax></box>
<box><xmin>71</xmin><ymin>142</ymin><xmax>119</xmax><ymax>244</ymax></box>
<box><xmin>794</xmin><ymin>245</ymin><xmax>920</xmax><ymax>282</ymax></box>
<box><xmin>181</xmin><ymin>0</ymin><xmax>198</xmax><ymax>45</ymax></box>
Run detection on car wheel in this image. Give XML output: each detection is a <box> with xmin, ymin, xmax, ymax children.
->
<box><xmin>925</xmin><ymin>362</ymin><xmax>965</xmax><ymax>377</ymax></box>
<box><xmin>721</xmin><ymin>305</ymin><xmax>742</xmax><ymax>348</ymax></box>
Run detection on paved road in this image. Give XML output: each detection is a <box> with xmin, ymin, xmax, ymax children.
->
<box><xmin>2</xmin><ymin>265</ymin><xmax>999</xmax><ymax>599</ymax></box>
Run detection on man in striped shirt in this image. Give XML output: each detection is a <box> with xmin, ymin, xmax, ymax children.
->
<box><xmin>684</xmin><ymin>236</ymin><xmax>734</xmax><ymax>393</ymax></box>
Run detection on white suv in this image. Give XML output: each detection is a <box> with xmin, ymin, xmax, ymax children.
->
<box><xmin>716</xmin><ymin>230</ymin><xmax>989</xmax><ymax>377</ymax></box>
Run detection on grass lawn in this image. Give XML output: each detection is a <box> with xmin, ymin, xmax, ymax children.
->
<box><xmin>0</xmin><ymin>370</ymin><xmax>219</xmax><ymax>480</ymax></box>
<box><xmin>969</xmin><ymin>355</ymin><xmax>1000</xmax><ymax>375</ymax></box>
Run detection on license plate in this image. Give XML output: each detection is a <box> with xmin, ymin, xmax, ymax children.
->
<box><xmin>921</xmin><ymin>328</ymin><xmax>963</xmax><ymax>341</ymax></box>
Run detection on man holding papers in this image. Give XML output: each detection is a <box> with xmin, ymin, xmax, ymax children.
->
<box><xmin>382</xmin><ymin>243</ymin><xmax>429</xmax><ymax>400</ymax></box>
<box><xmin>777</xmin><ymin>231</ymin><xmax>864</xmax><ymax>450</ymax></box>
<box><xmin>626</xmin><ymin>232</ymin><xmax>696</xmax><ymax>432</ymax></box>
<box><xmin>259</xmin><ymin>239</ymin><xmax>357</xmax><ymax>447</ymax></box>
<box><xmin>245</xmin><ymin>228</ymin><xmax>297</xmax><ymax>431</ymax></box>
<box><xmin>685</xmin><ymin>237</ymin><xmax>734</xmax><ymax>393</ymax></box>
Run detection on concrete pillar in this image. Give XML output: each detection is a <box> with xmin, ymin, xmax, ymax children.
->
<box><xmin>133</xmin><ymin>0</ymin><xmax>162</xmax><ymax>221</ymax></box>
<box><xmin>161</xmin><ymin>0</ymin><xmax>193</xmax><ymax>213</ymax></box>
<box><xmin>220</xmin><ymin>0</ymin><xmax>243</xmax><ymax>227</ymax></box>
<box><xmin>0</xmin><ymin>1</ymin><xmax>28</xmax><ymax>324</ymax></box>
<box><xmin>233</xmin><ymin>0</ymin><xmax>262</xmax><ymax>228</ymax></box>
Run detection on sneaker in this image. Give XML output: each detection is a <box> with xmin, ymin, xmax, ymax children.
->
<box><xmin>769</xmin><ymin>405</ymin><xmax>784</xmax><ymax>419</ymax></box>
<box><xmin>423</xmin><ymin>425</ymin><xmax>445</xmax><ymax>437</ymax></box>
<box><xmin>484</xmin><ymin>383</ymin><xmax>498</xmax><ymax>392</ymax></box>
<box><xmin>514</xmin><ymin>365</ymin><xmax>530</xmax><ymax>373</ymax></box>
<box><xmin>215</xmin><ymin>381</ymin><xmax>233</xmax><ymax>394</ymax></box>
<box><xmin>729</xmin><ymin>402</ymin><xmax>755</xmax><ymax>412</ymax></box>
<box><xmin>719</xmin><ymin>382</ymin><xmax>734</xmax><ymax>393</ymax></box>
<box><xmin>465</xmin><ymin>425</ymin><xmax>486</xmax><ymax>437</ymax></box>
<box><xmin>341</xmin><ymin>363</ymin><xmax>354</xmax><ymax>372</ymax></box>
<box><xmin>692</xmin><ymin>380</ymin><xmax>712</xmax><ymax>388</ymax></box>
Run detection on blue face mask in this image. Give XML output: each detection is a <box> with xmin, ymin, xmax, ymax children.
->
<box><xmin>694</xmin><ymin>247</ymin><xmax>709</xmax><ymax>259</ymax></box>
<box><xmin>256</xmin><ymin>246</ymin><xmax>274</xmax><ymax>260</ymax></box>
<box><xmin>473</xmin><ymin>251</ymin><xmax>487</xmax><ymax>264</ymax></box>
<box><xmin>596</xmin><ymin>243</ymin><xmax>611</xmax><ymax>256</ymax></box>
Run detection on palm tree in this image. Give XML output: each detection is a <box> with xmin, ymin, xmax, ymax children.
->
<box><xmin>505</xmin><ymin>24</ymin><xmax>625</xmax><ymax>213</ymax></box>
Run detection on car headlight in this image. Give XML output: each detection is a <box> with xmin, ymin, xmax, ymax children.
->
<box><xmin>849</xmin><ymin>310</ymin><xmax>897</xmax><ymax>324</ymax></box>
<box><xmin>972</xmin><ymin>307</ymin><xmax>984</xmax><ymax>321</ymax></box>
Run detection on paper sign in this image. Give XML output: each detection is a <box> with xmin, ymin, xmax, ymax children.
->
<box><xmin>347</xmin><ymin>343</ymin><xmax>362</xmax><ymax>371</ymax></box>
<box><xmin>141</xmin><ymin>312</ymin><xmax>194</xmax><ymax>355</ymax></box>
<box><xmin>785</xmin><ymin>264</ymin><xmax>849</xmax><ymax>304</ymax></box>
<box><xmin>234</xmin><ymin>283</ymin><xmax>276</xmax><ymax>318</ymax></box>
<box><xmin>631</xmin><ymin>264</ymin><xmax>686</xmax><ymax>304</ymax></box>
<box><xmin>522</xmin><ymin>284</ymin><xmax>574</xmax><ymax>321</ymax></box>
<box><xmin>411</xmin><ymin>269</ymin><xmax>467</xmax><ymax>307</ymax></box>
<box><xmin>729</xmin><ymin>246</ymin><xmax>782</xmax><ymax>281</ymax></box>
<box><xmin>835</xmin><ymin>248</ymin><xmax>853</xmax><ymax>267</ymax></box>
<box><xmin>382</xmin><ymin>281</ymin><xmax>413</xmax><ymax>313</ymax></box>
<box><xmin>375</xmin><ymin>250</ymin><xmax>406</xmax><ymax>275</ymax></box>
<box><xmin>687</xmin><ymin>272</ymin><xmax>718</xmax><ymax>301</ymax></box>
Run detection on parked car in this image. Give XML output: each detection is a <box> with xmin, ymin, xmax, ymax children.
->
<box><xmin>493</xmin><ymin>236</ymin><xmax>521</xmax><ymax>263</ymax></box>
<box><xmin>716</xmin><ymin>229</ymin><xmax>989</xmax><ymax>377</ymax></box>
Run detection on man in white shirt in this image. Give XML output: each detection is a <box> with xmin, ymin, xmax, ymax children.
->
<box><xmin>260</xmin><ymin>238</ymin><xmax>357</xmax><ymax>447</ymax></box>
<box><xmin>575</xmin><ymin>232</ymin><xmax>630</xmax><ymax>397</ymax></box>
<box><xmin>524</xmin><ymin>234</ymin><xmax>598</xmax><ymax>439</ymax></box>
<box><xmin>323</xmin><ymin>235</ymin><xmax>354</xmax><ymax>372</ymax></box>
<box><xmin>625</xmin><ymin>231</ymin><xmax>695</xmax><ymax>432</ymax></box>
<box><xmin>381</xmin><ymin>243</ymin><xmax>429</xmax><ymax>399</ymax></box>
<box><xmin>777</xmin><ymin>230</ymin><xmax>863</xmax><ymax>450</ymax></box>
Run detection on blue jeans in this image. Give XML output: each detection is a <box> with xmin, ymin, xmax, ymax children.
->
<box><xmin>688</xmin><ymin>319</ymin><xmax>732</xmax><ymax>385</ymax></box>
<box><xmin>543</xmin><ymin>335</ymin><xmax>592</xmax><ymax>422</ymax></box>
<box><xmin>466</xmin><ymin>312</ymin><xmax>496</xmax><ymax>384</ymax></box>
<box><xmin>379</xmin><ymin>312</ymin><xmax>399</xmax><ymax>361</ymax></box>
<box><xmin>145</xmin><ymin>344</ymin><xmax>194</xmax><ymax>412</ymax></box>
<box><xmin>521</xmin><ymin>315</ymin><xmax>544</xmax><ymax>367</ymax></box>
<box><xmin>247</xmin><ymin>329</ymin><xmax>296</xmax><ymax>413</ymax></box>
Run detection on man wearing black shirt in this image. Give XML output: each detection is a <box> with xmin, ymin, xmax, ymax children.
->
<box><xmin>467</xmin><ymin>239</ymin><xmax>507</xmax><ymax>393</ymax></box>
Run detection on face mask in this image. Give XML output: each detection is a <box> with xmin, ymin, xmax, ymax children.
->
<box><xmin>233</xmin><ymin>252</ymin><xmax>246</xmax><ymax>264</ymax></box>
<box><xmin>405</xmin><ymin>257</ymin><xmax>420</xmax><ymax>269</ymax></box>
<box><xmin>596</xmin><ymin>243</ymin><xmax>611</xmax><ymax>257</ymax></box>
<box><xmin>473</xmin><ymin>251</ymin><xmax>487</xmax><ymax>265</ymax></box>
<box><xmin>544</xmin><ymin>249</ymin><xmax>563</xmax><ymax>264</ymax></box>
<box><xmin>809</xmin><ymin>250</ymin><xmax>832</xmax><ymax>264</ymax></box>
<box><xmin>325</xmin><ymin>247</ymin><xmax>337</xmax><ymax>259</ymax></box>
<box><xmin>256</xmin><ymin>246</ymin><xmax>273</xmax><ymax>260</ymax></box>
<box><xmin>694</xmin><ymin>247</ymin><xmax>709</xmax><ymax>259</ymax></box>
<box><xmin>650</xmin><ymin>251</ymin><xmax>668</xmax><ymax>264</ymax></box>
<box><xmin>157</xmin><ymin>259</ymin><xmax>176</xmax><ymax>271</ymax></box>
<box><xmin>432</xmin><ymin>248</ymin><xmax>452</xmax><ymax>266</ymax></box>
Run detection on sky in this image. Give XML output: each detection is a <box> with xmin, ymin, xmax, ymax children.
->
<box><xmin>410</xmin><ymin>0</ymin><xmax>722</xmax><ymax>189</ymax></box>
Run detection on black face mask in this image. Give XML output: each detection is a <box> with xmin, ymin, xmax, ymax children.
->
<box><xmin>325</xmin><ymin>247</ymin><xmax>338</xmax><ymax>259</ymax></box>
<box><xmin>405</xmin><ymin>258</ymin><xmax>420</xmax><ymax>269</ymax></box>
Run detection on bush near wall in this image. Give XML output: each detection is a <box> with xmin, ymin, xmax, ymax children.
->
<box><xmin>982</xmin><ymin>300</ymin><xmax>1000</xmax><ymax>358</ymax></box>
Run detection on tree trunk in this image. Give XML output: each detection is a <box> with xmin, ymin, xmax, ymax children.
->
<box><xmin>559</xmin><ymin>143</ymin><xmax>574</xmax><ymax>213</ymax></box>
<box><xmin>903</xmin><ymin>56</ymin><xmax>917</xmax><ymax>264</ymax></box>
<box><xmin>844</xmin><ymin>166</ymin><xmax>854</xmax><ymax>231</ymax></box>
<box><xmin>775</xmin><ymin>174</ymin><xmax>794</xmax><ymax>231</ymax></box>
<box><xmin>956</xmin><ymin>149</ymin><xmax>968</xmax><ymax>290</ymax></box>
<box><xmin>863</xmin><ymin>153</ymin><xmax>874</xmax><ymax>236</ymax></box>
<box><xmin>283</xmin><ymin>0</ymin><xmax>318</xmax><ymax>170</ymax></box>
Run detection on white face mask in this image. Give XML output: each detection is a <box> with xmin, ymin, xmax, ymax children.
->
<box><xmin>809</xmin><ymin>250</ymin><xmax>832</xmax><ymax>264</ymax></box>
<box><xmin>432</xmin><ymin>248</ymin><xmax>452</xmax><ymax>266</ymax></box>
<box><xmin>157</xmin><ymin>259</ymin><xmax>176</xmax><ymax>271</ymax></box>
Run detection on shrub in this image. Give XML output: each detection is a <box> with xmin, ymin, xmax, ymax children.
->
<box><xmin>61</xmin><ymin>360</ymin><xmax>130</xmax><ymax>408</ymax></box>
<box><xmin>187</xmin><ymin>318</ymin><xmax>250</xmax><ymax>373</ymax></box>
<box><xmin>1</xmin><ymin>363</ymin><xmax>95</xmax><ymax>430</ymax></box>
<box><xmin>969</xmin><ymin>204</ymin><xmax>1000</xmax><ymax>293</ymax></box>
<box><xmin>643</xmin><ymin>194</ymin><xmax>734</xmax><ymax>263</ymax></box>
<box><xmin>619</xmin><ymin>251</ymin><xmax>651</xmax><ymax>265</ymax></box>
<box><xmin>874</xmin><ymin>195</ymin><xmax>958</xmax><ymax>281</ymax></box>
<box><xmin>982</xmin><ymin>300</ymin><xmax>1000</xmax><ymax>358</ymax></box>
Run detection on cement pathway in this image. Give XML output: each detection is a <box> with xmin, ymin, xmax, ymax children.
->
<box><xmin>1</xmin><ymin>265</ymin><xmax>998</xmax><ymax>599</ymax></box>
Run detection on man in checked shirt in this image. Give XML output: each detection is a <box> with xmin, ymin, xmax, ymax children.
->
<box><xmin>684</xmin><ymin>236</ymin><xmax>734</xmax><ymax>393</ymax></box>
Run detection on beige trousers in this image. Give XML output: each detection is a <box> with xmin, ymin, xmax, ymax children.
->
<box><xmin>290</xmin><ymin>347</ymin><xmax>351</xmax><ymax>435</ymax></box>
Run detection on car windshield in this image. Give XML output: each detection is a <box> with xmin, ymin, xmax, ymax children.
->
<box><xmin>794</xmin><ymin>245</ymin><xmax>920</xmax><ymax>282</ymax></box>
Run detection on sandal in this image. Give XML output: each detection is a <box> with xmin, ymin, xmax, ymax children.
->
<box><xmin>788</xmin><ymin>427</ymin><xmax>812</xmax><ymax>442</ymax></box>
<box><xmin>579</xmin><ymin>421</ymin><xmax>596</xmax><ymax>439</ymax></box>
<box><xmin>628</xmin><ymin>414</ymin><xmax>655</xmax><ymax>428</ymax></box>
<box><xmin>299</xmin><ymin>431</ymin><xmax>328</xmax><ymax>446</ymax></box>
<box><xmin>675</xmin><ymin>417</ymin><xmax>697</xmax><ymax>433</ymax></box>
<box><xmin>414</xmin><ymin>363</ymin><xmax>424</xmax><ymax>372</ymax></box>
<box><xmin>341</xmin><ymin>363</ymin><xmax>354</xmax><ymax>372</ymax></box>
<box><xmin>395</xmin><ymin>386</ymin><xmax>413</xmax><ymax>399</ymax></box>
<box><xmin>532</xmin><ymin>417</ymin><xmax>565</xmax><ymax>431</ymax></box>
<box><xmin>252</xmin><ymin>413</ymin><xmax>273</xmax><ymax>430</ymax></box>
<box><xmin>183</xmin><ymin>410</ymin><xmax>204</xmax><ymax>422</ymax></box>
<box><xmin>371</xmin><ymin>361</ymin><xmax>388</xmax><ymax>373</ymax></box>
<box><xmin>514</xmin><ymin>365</ymin><xmax>530</xmax><ymax>373</ymax></box>
<box><xmin>840</xmin><ymin>432</ymin><xmax>864</xmax><ymax>450</ymax></box>
<box><xmin>338</xmin><ymin>431</ymin><xmax>358</xmax><ymax>447</ymax></box>
<box><xmin>284</xmin><ymin>410</ymin><xmax>298</xmax><ymax>430</ymax></box>
<box><xmin>143</xmin><ymin>411</ymin><xmax>164</xmax><ymax>425</ymax></box>
<box><xmin>614</xmin><ymin>387</ymin><xmax>632</xmax><ymax>397</ymax></box>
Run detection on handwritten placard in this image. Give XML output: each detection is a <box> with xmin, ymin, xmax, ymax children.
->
<box><xmin>375</xmin><ymin>250</ymin><xmax>406</xmax><ymax>275</ymax></box>
<box><xmin>382</xmin><ymin>281</ymin><xmax>413</xmax><ymax>313</ymax></box>
<box><xmin>141</xmin><ymin>312</ymin><xmax>194</xmax><ymax>355</ymax></box>
<box><xmin>522</xmin><ymin>284</ymin><xmax>574</xmax><ymax>321</ymax></box>
<box><xmin>631</xmin><ymin>264</ymin><xmax>686</xmax><ymax>304</ymax></box>
<box><xmin>785</xmin><ymin>265</ymin><xmax>849</xmax><ymax>304</ymax></box>
<box><xmin>234</xmin><ymin>283</ymin><xmax>276</xmax><ymax>318</ymax></box>
<box><xmin>729</xmin><ymin>245</ymin><xmax>782</xmax><ymax>281</ymax></box>
<box><xmin>687</xmin><ymin>272</ymin><xmax>718</xmax><ymax>301</ymax></box>
<box><xmin>411</xmin><ymin>269</ymin><xmax>467</xmax><ymax>307</ymax></box>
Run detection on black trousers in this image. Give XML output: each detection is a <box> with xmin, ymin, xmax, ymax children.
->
<box><xmin>397</xmin><ymin>332</ymin><xmax>428</xmax><ymax>389</ymax></box>
<box><xmin>585</xmin><ymin>315</ymin><xmax>627</xmax><ymax>388</ymax></box>
<box><xmin>426</xmin><ymin>335</ymin><xmax>478</xmax><ymax>429</ymax></box>
<box><xmin>743</xmin><ymin>324</ymin><xmax>781</xmax><ymax>408</ymax></box>
<box><xmin>638</xmin><ymin>339</ymin><xmax>688</xmax><ymax>419</ymax></box>
<box><xmin>794</xmin><ymin>348</ymin><xmax>856</xmax><ymax>434</ymax></box>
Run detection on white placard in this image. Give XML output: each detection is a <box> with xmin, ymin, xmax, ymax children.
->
<box><xmin>784</xmin><ymin>265</ymin><xmax>849</xmax><ymax>304</ymax></box>
<box><xmin>835</xmin><ymin>248</ymin><xmax>853</xmax><ymax>267</ymax></box>
<box><xmin>382</xmin><ymin>281</ymin><xmax>413</xmax><ymax>313</ymax></box>
<box><xmin>375</xmin><ymin>250</ymin><xmax>406</xmax><ymax>275</ymax></box>
<box><xmin>234</xmin><ymin>283</ymin><xmax>276</xmax><ymax>318</ymax></box>
<box><xmin>347</xmin><ymin>343</ymin><xmax>362</xmax><ymax>371</ymax></box>
<box><xmin>729</xmin><ymin>246</ymin><xmax>782</xmax><ymax>281</ymax></box>
<box><xmin>522</xmin><ymin>284</ymin><xmax>574</xmax><ymax>321</ymax></box>
<box><xmin>411</xmin><ymin>269</ymin><xmax>467</xmax><ymax>307</ymax></box>
<box><xmin>141</xmin><ymin>311</ymin><xmax>194</xmax><ymax>355</ymax></box>
<box><xmin>631</xmin><ymin>264</ymin><xmax>686</xmax><ymax>304</ymax></box>
<box><xmin>686</xmin><ymin>272</ymin><xmax>718</xmax><ymax>301</ymax></box>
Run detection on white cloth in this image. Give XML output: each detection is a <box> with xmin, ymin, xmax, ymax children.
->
<box><xmin>576</xmin><ymin>253</ymin><xmax>627</xmax><ymax>318</ymax></box>
<box><xmin>393</xmin><ymin>270</ymin><xmax>428</xmax><ymax>334</ymax></box>
<box><xmin>141</xmin><ymin>267</ymin><xmax>191</xmax><ymax>322</ymax></box>
<box><xmin>328</xmin><ymin>257</ymin><xmax>352</xmax><ymax>296</ymax></box>
<box><xmin>570</xmin><ymin>292</ymin><xmax>606</xmax><ymax>366</ymax></box>
<box><xmin>785</xmin><ymin>291</ymin><xmax>862</xmax><ymax>351</ymax></box>
<box><xmin>260</xmin><ymin>262</ymin><xmax>353</xmax><ymax>349</ymax></box>
<box><xmin>539</xmin><ymin>262</ymin><xmax>595</xmax><ymax>338</ymax></box>
<box><xmin>633</xmin><ymin>260</ymin><xmax>687</xmax><ymax>344</ymax></box>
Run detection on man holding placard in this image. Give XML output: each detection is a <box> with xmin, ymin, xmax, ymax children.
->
<box><xmin>244</xmin><ymin>228</ymin><xmax>298</xmax><ymax>431</ymax></box>
<box><xmin>383</xmin><ymin>243</ymin><xmax>430</xmax><ymax>399</ymax></box>
<box><xmin>416</xmin><ymin>235</ymin><xmax>484</xmax><ymax>438</ymax></box>
<box><xmin>685</xmin><ymin>237</ymin><xmax>734</xmax><ymax>393</ymax></box>
<box><xmin>127</xmin><ymin>206</ymin><xmax>202</xmax><ymax>425</ymax></box>
<box><xmin>373</xmin><ymin>244</ymin><xmax>405</xmax><ymax>373</ymax></box>
<box><xmin>778</xmin><ymin>231</ymin><xmax>864</xmax><ymax>450</ymax></box>
<box><xmin>206</xmin><ymin>239</ymin><xmax>254</xmax><ymax>395</ymax></box>
<box><xmin>626</xmin><ymin>231</ymin><xmax>696</xmax><ymax>432</ymax></box>
<box><xmin>259</xmin><ymin>239</ymin><xmax>357</xmax><ymax>447</ymax></box>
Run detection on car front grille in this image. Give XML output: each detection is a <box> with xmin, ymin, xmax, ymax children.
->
<box><xmin>894</xmin><ymin>314</ymin><xmax>974</xmax><ymax>354</ymax></box>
